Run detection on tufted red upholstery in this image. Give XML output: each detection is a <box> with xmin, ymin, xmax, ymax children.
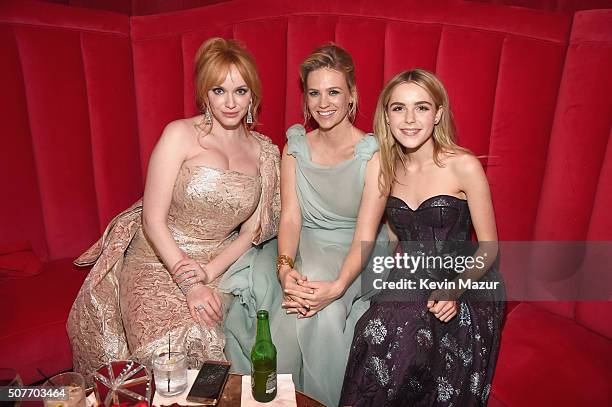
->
<box><xmin>0</xmin><ymin>0</ymin><xmax>141</xmax><ymax>384</ymax></box>
<box><xmin>0</xmin><ymin>0</ymin><xmax>610</xmax><ymax>404</ymax></box>
<box><xmin>490</xmin><ymin>11</ymin><xmax>612</xmax><ymax>405</ymax></box>
<box><xmin>0</xmin><ymin>0</ymin><xmax>142</xmax><ymax>261</ymax></box>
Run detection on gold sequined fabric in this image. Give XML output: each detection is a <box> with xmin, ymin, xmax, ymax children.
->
<box><xmin>67</xmin><ymin>132</ymin><xmax>280</xmax><ymax>384</ymax></box>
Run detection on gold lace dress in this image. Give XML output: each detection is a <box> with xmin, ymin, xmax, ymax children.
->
<box><xmin>66</xmin><ymin>132</ymin><xmax>280</xmax><ymax>382</ymax></box>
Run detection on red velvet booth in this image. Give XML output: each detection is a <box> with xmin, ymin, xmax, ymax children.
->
<box><xmin>1</xmin><ymin>0</ymin><xmax>610</xmax><ymax>405</ymax></box>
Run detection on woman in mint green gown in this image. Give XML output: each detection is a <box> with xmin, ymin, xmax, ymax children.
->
<box><xmin>220</xmin><ymin>44</ymin><xmax>388</xmax><ymax>407</ymax></box>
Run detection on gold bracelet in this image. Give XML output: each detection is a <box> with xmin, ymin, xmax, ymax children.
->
<box><xmin>276</xmin><ymin>254</ymin><xmax>294</xmax><ymax>275</ymax></box>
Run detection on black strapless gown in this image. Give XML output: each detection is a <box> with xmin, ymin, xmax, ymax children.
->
<box><xmin>340</xmin><ymin>195</ymin><xmax>505</xmax><ymax>407</ymax></box>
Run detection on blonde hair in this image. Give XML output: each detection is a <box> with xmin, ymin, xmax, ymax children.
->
<box><xmin>299</xmin><ymin>43</ymin><xmax>358</xmax><ymax>125</ymax></box>
<box><xmin>194</xmin><ymin>37</ymin><xmax>261</xmax><ymax>130</ymax></box>
<box><xmin>374</xmin><ymin>69</ymin><xmax>470</xmax><ymax>195</ymax></box>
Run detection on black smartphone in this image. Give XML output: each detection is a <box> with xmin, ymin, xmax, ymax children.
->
<box><xmin>185</xmin><ymin>360</ymin><xmax>231</xmax><ymax>405</ymax></box>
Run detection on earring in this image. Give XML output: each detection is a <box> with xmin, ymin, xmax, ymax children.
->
<box><xmin>204</xmin><ymin>107</ymin><xmax>212</xmax><ymax>125</ymax></box>
<box><xmin>348</xmin><ymin>101</ymin><xmax>356</xmax><ymax>122</ymax></box>
<box><xmin>246</xmin><ymin>100</ymin><xmax>253</xmax><ymax>124</ymax></box>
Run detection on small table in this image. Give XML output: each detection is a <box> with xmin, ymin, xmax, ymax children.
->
<box><xmin>218</xmin><ymin>374</ymin><xmax>326</xmax><ymax>407</ymax></box>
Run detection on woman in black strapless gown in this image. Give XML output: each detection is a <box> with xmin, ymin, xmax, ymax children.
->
<box><xmin>340</xmin><ymin>70</ymin><xmax>505</xmax><ymax>406</ymax></box>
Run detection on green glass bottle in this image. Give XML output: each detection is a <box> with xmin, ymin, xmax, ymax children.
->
<box><xmin>251</xmin><ymin>309</ymin><xmax>277</xmax><ymax>402</ymax></box>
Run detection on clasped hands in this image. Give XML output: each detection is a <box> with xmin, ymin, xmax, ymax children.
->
<box><xmin>427</xmin><ymin>289</ymin><xmax>458</xmax><ymax>323</ymax></box>
<box><xmin>278</xmin><ymin>265</ymin><xmax>344</xmax><ymax>318</ymax></box>
<box><xmin>170</xmin><ymin>255</ymin><xmax>222</xmax><ymax>327</ymax></box>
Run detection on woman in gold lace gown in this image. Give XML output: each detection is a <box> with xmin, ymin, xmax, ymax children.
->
<box><xmin>66</xmin><ymin>38</ymin><xmax>280</xmax><ymax>381</ymax></box>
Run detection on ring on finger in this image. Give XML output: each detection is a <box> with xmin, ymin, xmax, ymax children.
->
<box><xmin>195</xmin><ymin>304</ymin><xmax>206</xmax><ymax>311</ymax></box>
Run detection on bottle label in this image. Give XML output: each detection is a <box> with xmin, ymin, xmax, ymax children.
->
<box><xmin>251</xmin><ymin>369</ymin><xmax>277</xmax><ymax>394</ymax></box>
<box><xmin>265</xmin><ymin>371</ymin><xmax>277</xmax><ymax>394</ymax></box>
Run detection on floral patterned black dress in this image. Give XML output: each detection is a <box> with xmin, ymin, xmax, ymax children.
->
<box><xmin>340</xmin><ymin>195</ymin><xmax>505</xmax><ymax>407</ymax></box>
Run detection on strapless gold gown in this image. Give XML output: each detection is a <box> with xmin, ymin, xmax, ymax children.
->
<box><xmin>67</xmin><ymin>132</ymin><xmax>280</xmax><ymax>382</ymax></box>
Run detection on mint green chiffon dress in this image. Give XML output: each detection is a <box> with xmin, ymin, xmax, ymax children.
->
<box><xmin>220</xmin><ymin>124</ymin><xmax>388</xmax><ymax>407</ymax></box>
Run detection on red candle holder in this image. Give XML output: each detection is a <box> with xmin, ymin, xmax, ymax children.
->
<box><xmin>93</xmin><ymin>360</ymin><xmax>154</xmax><ymax>406</ymax></box>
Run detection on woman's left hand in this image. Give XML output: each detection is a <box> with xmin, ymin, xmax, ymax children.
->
<box><xmin>284</xmin><ymin>279</ymin><xmax>345</xmax><ymax>318</ymax></box>
<box><xmin>427</xmin><ymin>289</ymin><xmax>458</xmax><ymax>322</ymax></box>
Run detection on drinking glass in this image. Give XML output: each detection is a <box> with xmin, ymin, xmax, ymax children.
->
<box><xmin>43</xmin><ymin>372</ymin><xmax>85</xmax><ymax>407</ymax></box>
<box><xmin>152</xmin><ymin>348</ymin><xmax>188</xmax><ymax>397</ymax></box>
<box><xmin>0</xmin><ymin>368</ymin><xmax>23</xmax><ymax>407</ymax></box>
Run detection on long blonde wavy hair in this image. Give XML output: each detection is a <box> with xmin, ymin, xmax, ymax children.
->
<box><xmin>374</xmin><ymin>69</ymin><xmax>470</xmax><ymax>195</ymax></box>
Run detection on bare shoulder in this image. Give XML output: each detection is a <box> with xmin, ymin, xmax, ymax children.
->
<box><xmin>159</xmin><ymin>117</ymin><xmax>199</xmax><ymax>146</ymax></box>
<box><xmin>444</xmin><ymin>151</ymin><xmax>484</xmax><ymax>178</ymax></box>
<box><xmin>364</xmin><ymin>151</ymin><xmax>381</xmax><ymax>187</ymax></box>
<box><xmin>148</xmin><ymin>119</ymin><xmax>201</xmax><ymax>164</ymax></box>
<box><xmin>367</xmin><ymin>150</ymin><xmax>381</xmax><ymax>166</ymax></box>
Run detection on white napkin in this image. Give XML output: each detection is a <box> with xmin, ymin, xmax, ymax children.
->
<box><xmin>240</xmin><ymin>374</ymin><xmax>296</xmax><ymax>407</ymax></box>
